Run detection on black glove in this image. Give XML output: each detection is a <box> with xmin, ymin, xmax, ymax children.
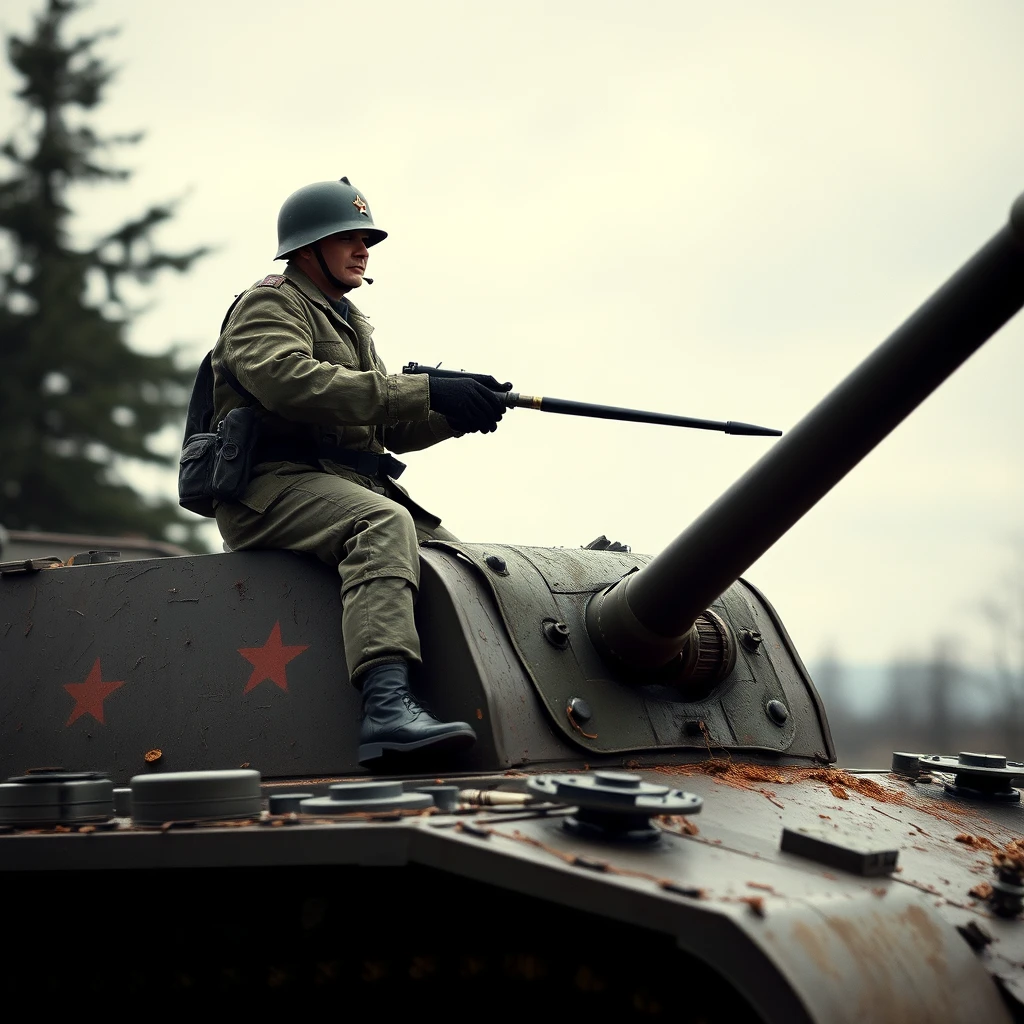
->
<box><xmin>428</xmin><ymin>376</ymin><xmax>506</xmax><ymax>434</ymax></box>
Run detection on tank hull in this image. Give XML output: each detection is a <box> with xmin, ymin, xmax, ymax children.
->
<box><xmin>0</xmin><ymin>766</ymin><xmax>1017</xmax><ymax>1021</ymax></box>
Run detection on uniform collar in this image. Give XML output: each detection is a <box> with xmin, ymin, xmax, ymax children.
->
<box><xmin>282</xmin><ymin>264</ymin><xmax>369</xmax><ymax>323</ymax></box>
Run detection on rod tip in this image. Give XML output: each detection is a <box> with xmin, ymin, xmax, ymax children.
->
<box><xmin>726</xmin><ymin>422</ymin><xmax>783</xmax><ymax>437</ymax></box>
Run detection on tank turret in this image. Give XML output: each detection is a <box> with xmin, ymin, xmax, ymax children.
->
<box><xmin>4</xmin><ymin>197</ymin><xmax>1024</xmax><ymax>782</ymax></box>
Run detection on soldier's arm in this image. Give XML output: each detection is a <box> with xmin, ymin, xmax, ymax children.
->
<box><xmin>218</xmin><ymin>287</ymin><xmax>430</xmax><ymax>427</ymax></box>
<box><xmin>381</xmin><ymin>413</ymin><xmax>459</xmax><ymax>453</ymax></box>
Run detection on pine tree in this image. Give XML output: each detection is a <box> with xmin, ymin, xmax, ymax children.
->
<box><xmin>0</xmin><ymin>0</ymin><xmax>208</xmax><ymax>548</ymax></box>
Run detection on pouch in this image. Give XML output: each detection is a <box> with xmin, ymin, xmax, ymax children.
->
<box><xmin>178</xmin><ymin>432</ymin><xmax>218</xmax><ymax>517</ymax></box>
<box><xmin>210</xmin><ymin>406</ymin><xmax>259</xmax><ymax>501</ymax></box>
<box><xmin>178</xmin><ymin>407</ymin><xmax>259</xmax><ymax>517</ymax></box>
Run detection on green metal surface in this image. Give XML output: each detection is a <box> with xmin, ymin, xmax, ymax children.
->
<box><xmin>426</xmin><ymin>542</ymin><xmax>819</xmax><ymax>758</ymax></box>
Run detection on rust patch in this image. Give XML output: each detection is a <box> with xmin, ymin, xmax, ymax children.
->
<box><xmin>994</xmin><ymin>838</ymin><xmax>1024</xmax><ymax>872</ymax></box>
<box><xmin>658</xmin><ymin>761</ymin><xmax>895</xmax><ymax>807</ymax></box>
<box><xmin>901</xmin><ymin>903</ymin><xmax>947</xmax><ymax>977</ymax></box>
<box><xmin>872</xmin><ymin>805</ymin><xmax>903</xmax><ymax>823</ymax></box>
<box><xmin>823</xmin><ymin>913</ymin><xmax>906</xmax><ymax>1017</ymax></box>
<box><xmin>658</xmin><ymin>814</ymin><xmax>698</xmax><ymax>835</ymax></box>
<box><xmin>955</xmin><ymin>833</ymin><xmax>999</xmax><ymax>852</ymax></box>
<box><xmin>566</xmin><ymin>704</ymin><xmax>597</xmax><ymax>739</ymax></box>
<box><xmin>654</xmin><ymin>761</ymin><xmax>1013</xmax><ymax>838</ymax></box>
<box><xmin>658</xmin><ymin>881</ymin><xmax>707</xmax><ymax>899</ymax></box>
<box><xmin>739</xmin><ymin>895</ymin><xmax>765</xmax><ymax>917</ymax></box>
<box><xmin>791</xmin><ymin>920</ymin><xmax>842</xmax><ymax>980</ymax></box>
<box><xmin>969</xmin><ymin>881</ymin><xmax>994</xmax><ymax>900</ymax></box>
<box><xmin>144</xmin><ymin>748</ymin><xmax>162</xmax><ymax>763</ymax></box>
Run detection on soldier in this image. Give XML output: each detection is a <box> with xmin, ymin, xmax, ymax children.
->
<box><xmin>210</xmin><ymin>177</ymin><xmax>507</xmax><ymax>768</ymax></box>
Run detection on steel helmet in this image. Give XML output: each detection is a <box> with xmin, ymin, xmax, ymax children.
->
<box><xmin>274</xmin><ymin>177</ymin><xmax>387</xmax><ymax>259</ymax></box>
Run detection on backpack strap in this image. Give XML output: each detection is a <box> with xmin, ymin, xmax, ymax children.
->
<box><xmin>217</xmin><ymin>292</ymin><xmax>257</xmax><ymax>403</ymax></box>
<box><xmin>219</xmin><ymin>360</ymin><xmax>255</xmax><ymax>403</ymax></box>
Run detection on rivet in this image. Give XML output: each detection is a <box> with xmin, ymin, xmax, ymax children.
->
<box><xmin>740</xmin><ymin>629</ymin><xmax>763</xmax><ymax>652</ymax></box>
<box><xmin>766</xmin><ymin>699</ymin><xmax>789</xmax><ymax>725</ymax></box>
<box><xmin>543</xmin><ymin>619</ymin><xmax>571</xmax><ymax>648</ymax></box>
<box><xmin>567</xmin><ymin>697</ymin><xmax>592</xmax><ymax>722</ymax></box>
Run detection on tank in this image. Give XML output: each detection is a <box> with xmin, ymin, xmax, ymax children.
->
<box><xmin>3</xmin><ymin>195</ymin><xmax>1024</xmax><ymax>1020</ymax></box>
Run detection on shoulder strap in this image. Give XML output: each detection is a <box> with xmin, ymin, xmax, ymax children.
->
<box><xmin>217</xmin><ymin>292</ymin><xmax>257</xmax><ymax>403</ymax></box>
<box><xmin>182</xmin><ymin>352</ymin><xmax>217</xmax><ymax>440</ymax></box>
<box><xmin>220</xmin><ymin>361</ymin><xmax>254</xmax><ymax>403</ymax></box>
<box><xmin>219</xmin><ymin>291</ymin><xmax>246</xmax><ymax>334</ymax></box>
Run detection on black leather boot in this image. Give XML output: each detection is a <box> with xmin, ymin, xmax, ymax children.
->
<box><xmin>357</xmin><ymin>661</ymin><xmax>476</xmax><ymax>768</ymax></box>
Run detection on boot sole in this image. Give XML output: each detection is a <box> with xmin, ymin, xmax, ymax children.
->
<box><xmin>358</xmin><ymin>728</ymin><xmax>476</xmax><ymax>769</ymax></box>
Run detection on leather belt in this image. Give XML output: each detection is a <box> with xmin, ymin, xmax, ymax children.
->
<box><xmin>256</xmin><ymin>440</ymin><xmax>406</xmax><ymax>480</ymax></box>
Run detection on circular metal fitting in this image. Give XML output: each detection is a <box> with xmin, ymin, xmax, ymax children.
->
<box><xmin>484</xmin><ymin>554</ymin><xmax>508</xmax><ymax>575</ymax></box>
<box><xmin>268</xmin><ymin>792</ymin><xmax>314</xmax><ymax>815</ymax></box>
<box><xmin>542</xmin><ymin>619</ymin><xmax>571</xmax><ymax>649</ymax></box>
<box><xmin>66</xmin><ymin>549</ymin><xmax>121</xmax><ymax>565</ymax></box>
<box><xmin>918</xmin><ymin>753</ymin><xmax>1023</xmax><ymax>803</ymax></box>
<box><xmin>991</xmin><ymin>869</ymin><xmax>1024</xmax><ymax>918</ymax></box>
<box><xmin>0</xmin><ymin>771</ymin><xmax>114</xmax><ymax>826</ymax></box>
<box><xmin>113</xmin><ymin>787</ymin><xmax>133</xmax><ymax>817</ymax></box>
<box><xmin>958</xmin><ymin>751</ymin><xmax>1007</xmax><ymax>769</ymax></box>
<box><xmin>891</xmin><ymin>751</ymin><xmax>928</xmax><ymax>779</ymax></box>
<box><xmin>527</xmin><ymin>771</ymin><xmax>701</xmax><ymax>843</ymax></box>
<box><xmin>413</xmin><ymin>785</ymin><xmax>460</xmax><ymax>812</ymax></box>
<box><xmin>766</xmin><ymin>700</ymin><xmax>789</xmax><ymax>725</ymax></box>
<box><xmin>686</xmin><ymin>610</ymin><xmax>737</xmax><ymax>683</ymax></box>
<box><xmin>300</xmin><ymin>781</ymin><xmax>433</xmax><ymax>815</ymax></box>
<box><xmin>129</xmin><ymin>769</ymin><xmax>263</xmax><ymax>824</ymax></box>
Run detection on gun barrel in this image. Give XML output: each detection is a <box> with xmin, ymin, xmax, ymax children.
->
<box><xmin>508</xmin><ymin>394</ymin><xmax>781</xmax><ymax>436</ymax></box>
<box><xmin>589</xmin><ymin>195</ymin><xmax>1024</xmax><ymax>667</ymax></box>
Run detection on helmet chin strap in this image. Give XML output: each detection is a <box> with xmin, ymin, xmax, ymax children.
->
<box><xmin>313</xmin><ymin>242</ymin><xmax>348</xmax><ymax>291</ymax></box>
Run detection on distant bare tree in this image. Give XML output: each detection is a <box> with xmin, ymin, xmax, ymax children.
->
<box><xmin>813</xmin><ymin>644</ymin><xmax>845</xmax><ymax>708</ymax></box>
<box><xmin>813</xmin><ymin>643</ymin><xmax>862</xmax><ymax>762</ymax></box>
<box><xmin>923</xmin><ymin>636</ymin><xmax>959</xmax><ymax>755</ymax></box>
<box><xmin>980</xmin><ymin>540</ymin><xmax>1024</xmax><ymax>755</ymax></box>
<box><xmin>884</xmin><ymin>653</ymin><xmax>918</xmax><ymax>735</ymax></box>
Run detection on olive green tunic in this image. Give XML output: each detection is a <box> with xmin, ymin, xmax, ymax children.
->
<box><xmin>211</xmin><ymin>265</ymin><xmax>457</xmax><ymax>681</ymax></box>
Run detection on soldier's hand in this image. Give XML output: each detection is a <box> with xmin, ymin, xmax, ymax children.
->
<box><xmin>428</xmin><ymin>376</ymin><xmax>505</xmax><ymax>434</ymax></box>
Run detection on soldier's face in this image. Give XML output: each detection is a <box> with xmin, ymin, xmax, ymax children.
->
<box><xmin>319</xmin><ymin>231</ymin><xmax>370</xmax><ymax>290</ymax></box>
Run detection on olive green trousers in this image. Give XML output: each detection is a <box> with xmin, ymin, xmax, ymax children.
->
<box><xmin>215</xmin><ymin>469</ymin><xmax>456</xmax><ymax>683</ymax></box>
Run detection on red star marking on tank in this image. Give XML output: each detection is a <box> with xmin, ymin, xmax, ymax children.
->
<box><xmin>238</xmin><ymin>621</ymin><xmax>309</xmax><ymax>694</ymax></box>
<box><xmin>352</xmin><ymin>195</ymin><xmax>368</xmax><ymax>215</ymax></box>
<box><xmin>64</xmin><ymin>658</ymin><xmax>125</xmax><ymax>726</ymax></box>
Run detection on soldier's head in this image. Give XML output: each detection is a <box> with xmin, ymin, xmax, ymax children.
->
<box><xmin>275</xmin><ymin>177</ymin><xmax>386</xmax><ymax>294</ymax></box>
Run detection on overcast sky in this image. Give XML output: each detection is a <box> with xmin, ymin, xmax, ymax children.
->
<box><xmin>3</xmin><ymin>0</ymin><xmax>1024</xmax><ymax>672</ymax></box>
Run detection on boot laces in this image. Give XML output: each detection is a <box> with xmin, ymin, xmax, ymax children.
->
<box><xmin>402</xmin><ymin>693</ymin><xmax>432</xmax><ymax>717</ymax></box>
